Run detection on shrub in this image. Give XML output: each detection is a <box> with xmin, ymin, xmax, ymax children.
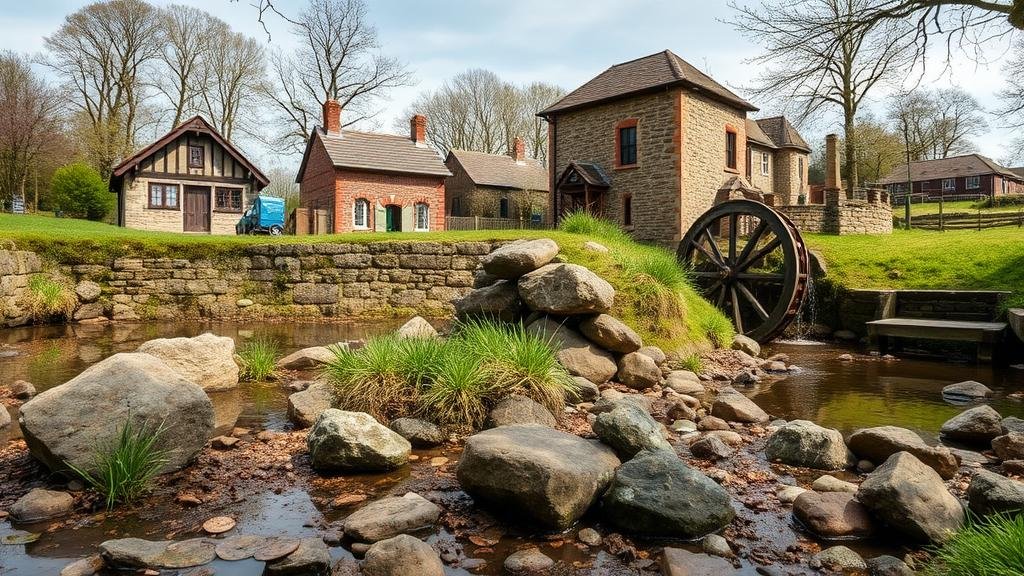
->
<box><xmin>973</xmin><ymin>194</ymin><xmax>1024</xmax><ymax>209</ymax></box>
<box><xmin>418</xmin><ymin>352</ymin><xmax>492</xmax><ymax>428</ymax></box>
<box><xmin>24</xmin><ymin>274</ymin><xmax>77</xmax><ymax>320</ymax></box>
<box><xmin>924</xmin><ymin>513</ymin><xmax>1024</xmax><ymax>576</ymax></box>
<box><xmin>68</xmin><ymin>418</ymin><xmax>169</xmax><ymax>510</ymax></box>
<box><xmin>237</xmin><ymin>335</ymin><xmax>281</xmax><ymax>381</ymax></box>
<box><xmin>680</xmin><ymin>353</ymin><xmax>704</xmax><ymax>374</ymax></box>
<box><xmin>322</xmin><ymin>337</ymin><xmax>414</xmax><ymax>421</ymax></box>
<box><xmin>51</xmin><ymin>162</ymin><xmax>113</xmax><ymax>221</ymax></box>
<box><xmin>558</xmin><ymin>210</ymin><xmax>631</xmax><ymax>244</ymax></box>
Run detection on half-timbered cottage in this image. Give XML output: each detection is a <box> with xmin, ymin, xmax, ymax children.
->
<box><xmin>109</xmin><ymin>116</ymin><xmax>269</xmax><ymax>234</ymax></box>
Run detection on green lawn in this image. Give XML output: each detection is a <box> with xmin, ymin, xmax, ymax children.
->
<box><xmin>898</xmin><ymin>199</ymin><xmax>1024</xmax><ymax>217</ymax></box>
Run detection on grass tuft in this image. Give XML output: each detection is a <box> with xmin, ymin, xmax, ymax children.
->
<box><xmin>68</xmin><ymin>418</ymin><xmax>170</xmax><ymax>510</ymax></box>
<box><xmin>237</xmin><ymin>335</ymin><xmax>281</xmax><ymax>381</ymax></box>
<box><xmin>680</xmin><ymin>353</ymin><xmax>704</xmax><ymax>374</ymax></box>
<box><xmin>924</xmin><ymin>513</ymin><xmax>1024</xmax><ymax>576</ymax></box>
<box><xmin>419</xmin><ymin>352</ymin><xmax>493</xmax><ymax>429</ymax></box>
<box><xmin>24</xmin><ymin>274</ymin><xmax>77</xmax><ymax>320</ymax></box>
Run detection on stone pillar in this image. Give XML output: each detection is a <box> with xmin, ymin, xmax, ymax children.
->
<box><xmin>824</xmin><ymin>134</ymin><xmax>843</xmax><ymax>207</ymax></box>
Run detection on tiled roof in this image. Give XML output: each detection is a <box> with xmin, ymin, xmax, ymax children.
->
<box><xmin>312</xmin><ymin>128</ymin><xmax>451</xmax><ymax>177</ymax></box>
<box><xmin>745</xmin><ymin>118</ymin><xmax>777</xmax><ymax>149</ymax></box>
<box><xmin>539</xmin><ymin>50</ymin><xmax>757</xmax><ymax>116</ymax></box>
<box><xmin>557</xmin><ymin>162</ymin><xmax>611</xmax><ymax>188</ymax></box>
<box><xmin>878</xmin><ymin>154</ymin><xmax>1023</xmax><ymax>185</ymax></box>
<box><xmin>447</xmin><ymin>149</ymin><xmax>549</xmax><ymax>191</ymax></box>
<box><xmin>756</xmin><ymin>117</ymin><xmax>810</xmax><ymax>152</ymax></box>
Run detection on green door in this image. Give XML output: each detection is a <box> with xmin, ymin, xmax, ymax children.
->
<box><xmin>385</xmin><ymin>205</ymin><xmax>401</xmax><ymax>232</ymax></box>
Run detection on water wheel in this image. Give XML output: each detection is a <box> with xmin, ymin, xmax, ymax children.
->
<box><xmin>677</xmin><ymin>199</ymin><xmax>809</xmax><ymax>343</ymax></box>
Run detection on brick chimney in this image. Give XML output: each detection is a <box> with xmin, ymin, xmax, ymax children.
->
<box><xmin>511</xmin><ymin>137</ymin><xmax>525</xmax><ymax>163</ymax></box>
<box><xmin>323</xmin><ymin>99</ymin><xmax>341</xmax><ymax>135</ymax></box>
<box><xmin>824</xmin><ymin>133</ymin><xmax>843</xmax><ymax>206</ymax></box>
<box><xmin>410</xmin><ymin>114</ymin><xmax>427</xmax><ymax>146</ymax></box>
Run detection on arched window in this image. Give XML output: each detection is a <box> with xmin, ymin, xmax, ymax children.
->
<box><xmin>415</xmin><ymin>203</ymin><xmax>429</xmax><ymax>231</ymax></box>
<box><xmin>353</xmin><ymin>198</ymin><xmax>370</xmax><ymax>229</ymax></box>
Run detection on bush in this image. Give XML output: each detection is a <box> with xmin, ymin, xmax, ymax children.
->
<box><xmin>973</xmin><ymin>194</ymin><xmax>1024</xmax><ymax>209</ymax></box>
<box><xmin>24</xmin><ymin>274</ymin><xmax>77</xmax><ymax>320</ymax></box>
<box><xmin>68</xmin><ymin>418</ymin><xmax>169</xmax><ymax>510</ymax></box>
<box><xmin>51</xmin><ymin>162</ymin><xmax>112</xmax><ymax>221</ymax></box>
<box><xmin>237</xmin><ymin>335</ymin><xmax>281</xmax><ymax>381</ymax></box>
<box><xmin>924</xmin><ymin>513</ymin><xmax>1024</xmax><ymax>576</ymax></box>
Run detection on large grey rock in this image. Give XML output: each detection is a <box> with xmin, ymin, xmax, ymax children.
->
<box><xmin>389</xmin><ymin>418</ymin><xmax>445</xmax><ymax>448</ymax></box>
<box><xmin>286</xmin><ymin>382</ymin><xmax>333</xmax><ymax>428</ymax></box>
<box><xmin>665</xmin><ymin>371</ymin><xmax>704</xmax><ymax>395</ymax></box>
<box><xmin>487</xmin><ymin>394</ymin><xmax>556</xmax><ymax>428</ymax></box>
<box><xmin>967</xmin><ymin>469</ymin><xmax>1024</xmax><ymax>517</ymax></box>
<box><xmin>616</xmin><ymin>352</ymin><xmax>662</xmax><ymax>390</ymax></box>
<box><xmin>793</xmin><ymin>491</ymin><xmax>874</xmax><ymax>539</ymax></box>
<box><xmin>848</xmin><ymin>426</ymin><xmax>960</xmax><ymax>479</ymax></box>
<box><xmin>136</xmin><ymin>333</ymin><xmax>238</xmax><ymax>391</ymax></box>
<box><xmin>481</xmin><ymin>239</ymin><xmax>559</xmax><ymax>279</ymax></box>
<box><xmin>100</xmin><ymin>538</ymin><xmax>216</xmax><ymax>570</ymax></box>
<box><xmin>19</xmin><ymin>352</ymin><xmax>214</xmax><ymax>474</ymax></box>
<box><xmin>342</xmin><ymin>493</ymin><xmax>441</xmax><ymax>543</ymax></box>
<box><xmin>602</xmin><ymin>449</ymin><xmax>734</xmax><ymax>538</ymax></box>
<box><xmin>856</xmin><ymin>452</ymin><xmax>965</xmax><ymax>543</ymax></box>
<box><xmin>592</xmin><ymin>403</ymin><xmax>671</xmax><ymax>459</ymax></box>
<box><xmin>711</xmin><ymin>388</ymin><xmax>769</xmax><ymax>423</ymax></box>
<box><xmin>263</xmin><ymin>537</ymin><xmax>330</xmax><ymax>575</ymax></box>
<box><xmin>518</xmin><ymin>263</ymin><xmax>614</xmax><ymax>315</ymax></box>
<box><xmin>9</xmin><ymin>488</ymin><xmax>74</xmax><ymax>522</ymax></box>
<box><xmin>454</xmin><ymin>280</ymin><xmax>521</xmax><ymax>322</ymax></box>
<box><xmin>456</xmin><ymin>424</ymin><xmax>620</xmax><ymax>530</ymax></box>
<box><xmin>578</xmin><ymin>314</ymin><xmax>642</xmax><ymax>353</ymax></box>
<box><xmin>814</xmin><ymin>546</ymin><xmax>866</xmax><ymax>572</ymax></box>
<box><xmin>565</xmin><ymin>377</ymin><xmax>600</xmax><ymax>404</ymax></box>
<box><xmin>361</xmin><ymin>535</ymin><xmax>444</xmax><ymax>576</ymax></box>
<box><xmin>940</xmin><ymin>404</ymin><xmax>1003</xmax><ymax>444</ymax></box>
<box><xmin>731</xmin><ymin>334</ymin><xmax>760</xmax><ymax>357</ymax></box>
<box><xmin>277</xmin><ymin>346</ymin><xmax>335</xmax><ymax>370</ymax></box>
<box><xmin>765</xmin><ymin>420</ymin><xmax>851</xmax><ymax>470</ymax></box>
<box><xmin>529</xmin><ymin>318</ymin><xmax>617</xmax><ymax>383</ymax></box>
<box><xmin>395</xmin><ymin>316</ymin><xmax>438</xmax><ymax>339</ymax></box>
<box><xmin>942</xmin><ymin>380</ymin><xmax>992</xmax><ymax>402</ymax></box>
<box><xmin>993</xmin><ymin>432</ymin><xmax>1024</xmax><ymax>461</ymax></box>
<box><xmin>661</xmin><ymin>548</ymin><xmax>734</xmax><ymax>576</ymax></box>
<box><xmin>307</xmin><ymin>409</ymin><xmax>410</xmax><ymax>472</ymax></box>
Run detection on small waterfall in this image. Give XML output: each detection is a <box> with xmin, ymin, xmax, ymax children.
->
<box><xmin>782</xmin><ymin>273</ymin><xmax>826</xmax><ymax>345</ymax></box>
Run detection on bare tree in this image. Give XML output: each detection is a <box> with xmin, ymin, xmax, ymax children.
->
<box><xmin>157</xmin><ymin>5</ymin><xmax>218</xmax><ymax>127</ymax></box>
<box><xmin>842</xmin><ymin>115</ymin><xmax>906</xmax><ymax>183</ymax></box>
<box><xmin>198</xmin><ymin>27</ymin><xmax>265</xmax><ymax>140</ymax></box>
<box><xmin>520</xmin><ymin>82</ymin><xmax>565</xmax><ymax>163</ymax></box>
<box><xmin>731</xmin><ymin>0</ymin><xmax>913</xmax><ymax>188</ymax></box>
<box><xmin>886</xmin><ymin>87</ymin><xmax>985</xmax><ymax>160</ymax></box>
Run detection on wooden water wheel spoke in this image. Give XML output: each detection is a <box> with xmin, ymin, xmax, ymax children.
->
<box><xmin>701</xmin><ymin>228</ymin><xmax>726</xmax><ymax>266</ymax></box>
<box><xmin>736</xmin><ymin>272</ymin><xmax>784</xmax><ymax>282</ymax></box>
<box><xmin>691</xmin><ymin>270</ymin><xmax>724</xmax><ymax>278</ymax></box>
<box><xmin>728</xmin><ymin>213</ymin><xmax>738</xmax><ymax>263</ymax></box>
<box><xmin>736</xmin><ymin>281</ymin><xmax>770</xmax><ymax>321</ymax></box>
<box><xmin>715</xmin><ymin>284</ymin><xmax>727</xmax><ymax>308</ymax></box>
<box><xmin>736</xmin><ymin>220</ymin><xmax>768</xmax><ymax>267</ymax></box>
<box><xmin>730</xmin><ymin>287</ymin><xmax>744</xmax><ymax>334</ymax></box>
<box><xmin>736</xmin><ymin>237</ymin><xmax>782</xmax><ymax>273</ymax></box>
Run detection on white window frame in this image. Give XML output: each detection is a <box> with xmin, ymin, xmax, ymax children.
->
<box><xmin>966</xmin><ymin>175</ymin><xmax>980</xmax><ymax>190</ymax></box>
<box><xmin>760</xmin><ymin>152</ymin><xmax>770</xmax><ymax>176</ymax></box>
<box><xmin>414</xmin><ymin>203</ymin><xmax>429</xmax><ymax>231</ymax></box>
<box><xmin>353</xmin><ymin>198</ymin><xmax>370</xmax><ymax>229</ymax></box>
<box><xmin>942</xmin><ymin>178</ymin><xmax>956</xmax><ymax>191</ymax></box>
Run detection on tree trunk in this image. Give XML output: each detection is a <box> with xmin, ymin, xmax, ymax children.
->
<box><xmin>844</xmin><ymin>112</ymin><xmax>858</xmax><ymax>190</ymax></box>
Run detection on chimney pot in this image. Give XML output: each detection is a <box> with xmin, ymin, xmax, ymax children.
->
<box><xmin>323</xmin><ymin>100</ymin><xmax>341</xmax><ymax>135</ymax></box>
<box><xmin>410</xmin><ymin>114</ymin><xmax>427</xmax><ymax>146</ymax></box>
<box><xmin>511</xmin><ymin>137</ymin><xmax>525</xmax><ymax>163</ymax></box>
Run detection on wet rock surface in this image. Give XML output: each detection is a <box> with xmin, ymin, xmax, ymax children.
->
<box><xmin>848</xmin><ymin>425</ymin><xmax>960</xmax><ymax>479</ymax></box>
<box><xmin>711</xmin><ymin>387</ymin><xmax>770</xmax><ymax>423</ymax></box>
<box><xmin>966</xmin><ymin>469</ymin><xmax>1024</xmax><ymax>517</ymax></box>
<box><xmin>307</xmin><ymin>409</ymin><xmax>411</xmax><ymax>472</ymax></box>
<box><xmin>286</xmin><ymin>382</ymin><xmax>333</xmax><ymax>428</ymax></box>
<box><xmin>486</xmin><ymin>394</ymin><xmax>556</xmax><ymax>428</ymax></box>
<box><xmin>342</xmin><ymin>492</ymin><xmax>441</xmax><ymax>543</ymax></box>
<box><xmin>765</xmin><ymin>420</ymin><xmax>850</xmax><ymax>470</ymax></box>
<box><xmin>362</xmin><ymin>534</ymin><xmax>444</xmax><ymax>576</ymax></box>
<box><xmin>940</xmin><ymin>404</ymin><xmax>1004</xmax><ymax>444</ymax></box>
<box><xmin>592</xmin><ymin>403</ymin><xmax>671</xmax><ymax>459</ymax></box>
<box><xmin>793</xmin><ymin>491</ymin><xmax>874</xmax><ymax>538</ymax></box>
<box><xmin>10</xmin><ymin>488</ymin><xmax>74</xmax><ymax>522</ymax></box>
<box><xmin>136</xmin><ymin>333</ymin><xmax>239</xmax><ymax>391</ymax></box>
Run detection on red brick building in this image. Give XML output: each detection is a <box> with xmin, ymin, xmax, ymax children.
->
<box><xmin>296</xmin><ymin>100</ymin><xmax>450</xmax><ymax>234</ymax></box>
<box><xmin>879</xmin><ymin>154</ymin><xmax>1024</xmax><ymax>199</ymax></box>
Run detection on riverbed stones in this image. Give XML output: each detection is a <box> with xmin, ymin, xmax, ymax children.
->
<box><xmin>342</xmin><ymin>493</ymin><xmax>442</xmax><ymax>543</ymax></box>
<box><xmin>942</xmin><ymin>380</ymin><xmax>992</xmax><ymax>402</ymax></box>
<box><xmin>578</xmin><ymin>314</ymin><xmax>642</xmax><ymax>353</ymax></box>
<box><xmin>395</xmin><ymin>316</ymin><xmax>438</xmax><ymax>339</ymax></box>
<box><xmin>811</xmin><ymin>475</ymin><xmax>858</xmax><ymax>493</ymax></box>
<box><xmin>136</xmin><ymin>333</ymin><xmax>238</xmax><ymax>391</ymax></box>
<box><xmin>993</xmin><ymin>432</ymin><xmax>1024</xmax><ymax>460</ymax></box>
<box><xmin>0</xmin><ymin>407</ymin><xmax>9</xmax><ymax>429</ymax></box>
<box><xmin>481</xmin><ymin>238</ymin><xmax>559</xmax><ymax>279</ymax></box>
<box><xmin>10</xmin><ymin>380</ymin><xmax>36</xmax><ymax>399</ymax></box>
<box><xmin>592</xmin><ymin>403</ymin><xmax>671</xmax><ymax>459</ymax></box>
<box><xmin>277</xmin><ymin>346</ymin><xmax>336</xmax><ymax>370</ymax></box>
<box><xmin>793</xmin><ymin>491</ymin><xmax>874</xmax><ymax>538</ymax></box>
<box><xmin>9</xmin><ymin>488</ymin><xmax>74</xmax><ymax>522</ymax></box>
<box><xmin>866</xmin><ymin>555</ymin><xmax>914</xmax><ymax>576</ymax></box>
<box><xmin>100</xmin><ymin>538</ymin><xmax>171</xmax><ymax>568</ymax></box>
<box><xmin>160</xmin><ymin>539</ymin><xmax>217</xmax><ymax>568</ymax></box>
<box><xmin>287</xmin><ymin>382</ymin><xmax>333</xmax><ymax>428</ymax></box>
<box><xmin>456</xmin><ymin>424</ymin><xmax>620</xmax><ymax>530</ymax></box>
<box><xmin>847</xmin><ymin>426</ymin><xmax>959</xmax><ymax>479</ymax></box>
<box><xmin>566</xmin><ymin>377</ymin><xmax>600</xmax><ymax>404</ymax></box>
<box><xmin>661</xmin><ymin>548</ymin><xmax>734</xmax><ymax>576</ymax></box>
<box><xmin>711</xmin><ymin>387</ymin><xmax>769</xmax><ymax>423</ymax></box>
<box><xmin>530</xmin><ymin>319</ymin><xmax>617</xmax><ymax>383</ymax></box>
<box><xmin>616</xmin><ymin>351</ymin><xmax>662</xmax><ymax>390</ymax></box>
<box><xmin>601</xmin><ymin>449</ymin><xmax>735</xmax><ymax>538</ymax></box>
<box><xmin>856</xmin><ymin>452</ymin><xmax>965</xmax><ymax>543</ymax></box>
<box><xmin>19</xmin><ymin>352</ymin><xmax>214</xmax><ymax>474</ymax></box>
<box><xmin>361</xmin><ymin>535</ymin><xmax>444</xmax><ymax>576</ymax></box>
<box><xmin>389</xmin><ymin>418</ymin><xmax>445</xmax><ymax>447</ymax></box>
<box><xmin>665</xmin><ymin>371</ymin><xmax>704</xmax><ymax>395</ymax></box>
<box><xmin>813</xmin><ymin>546</ymin><xmax>866</xmax><ymax>572</ymax></box>
<box><xmin>263</xmin><ymin>537</ymin><xmax>330</xmax><ymax>576</ymax></box>
<box><xmin>454</xmin><ymin>280</ymin><xmax>522</xmax><ymax>321</ymax></box>
<box><xmin>214</xmin><ymin>535</ymin><xmax>265</xmax><ymax>561</ymax></box>
<box><xmin>731</xmin><ymin>334</ymin><xmax>760</xmax><ymax>357</ymax></box>
<box><xmin>940</xmin><ymin>404</ymin><xmax>1003</xmax><ymax>444</ymax></box>
<box><xmin>637</xmin><ymin>345</ymin><xmax>666</xmax><ymax>366</ymax></box>
<box><xmin>765</xmin><ymin>420</ymin><xmax>851</xmax><ymax>470</ymax></box>
<box><xmin>59</xmin><ymin>555</ymin><xmax>105</xmax><ymax>576</ymax></box>
<box><xmin>307</xmin><ymin>409</ymin><xmax>411</xmax><ymax>472</ymax></box>
<box><xmin>967</xmin><ymin>469</ymin><xmax>1024</xmax><ymax>517</ymax></box>
<box><xmin>503</xmin><ymin>547</ymin><xmax>554</xmax><ymax>573</ymax></box>
<box><xmin>1002</xmin><ymin>416</ymin><xmax>1024</xmax><ymax>434</ymax></box>
<box><xmin>777</xmin><ymin>485</ymin><xmax>808</xmax><ymax>503</ymax></box>
<box><xmin>690</xmin><ymin>435</ymin><xmax>733</xmax><ymax>460</ymax></box>
<box><xmin>486</xmin><ymin>394</ymin><xmax>556</xmax><ymax>428</ymax></box>
<box><xmin>517</xmin><ymin>263</ymin><xmax>614</xmax><ymax>315</ymax></box>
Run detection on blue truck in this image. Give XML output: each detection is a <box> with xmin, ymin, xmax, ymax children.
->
<box><xmin>236</xmin><ymin>196</ymin><xmax>286</xmax><ymax>235</ymax></box>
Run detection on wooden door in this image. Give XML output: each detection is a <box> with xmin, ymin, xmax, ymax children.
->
<box><xmin>184</xmin><ymin>186</ymin><xmax>210</xmax><ymax>232</ymax></box>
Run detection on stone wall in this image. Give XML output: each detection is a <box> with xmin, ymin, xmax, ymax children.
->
<box><xmin>682</xmin><ymin>92</ymin><xmax>748</xmax><ymax>236</ymax></box>
<box><xmin>822</xmin><ymin>288</ymin><xmax>1009</xmax><ymax>336</ymax></box>
<box><xmin>778</xmin><ymin>194</ymin><xmax>893</xmax><ymax>235</ymax></box>
<box><xmin>0</xmin><ymin>250</ymin><xmax>43</xmax><ymax>328</ymax></box>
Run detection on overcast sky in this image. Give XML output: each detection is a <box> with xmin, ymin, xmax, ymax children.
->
<box><xmin>3</xmin><ymin>0</ymin><xmax>1020</xmax><ymax>170</ymax></box>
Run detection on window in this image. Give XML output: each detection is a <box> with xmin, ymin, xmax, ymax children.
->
<box><xmin>188</xmin><ymin>145</ymin><xmax>204</xmax><ymax>169</ymax></box>
<box><xmin>353</xmin><ymin>198</ymin><xmax>370</xmax><ymax>229</ymax></box>
<box><xmin>966</xmin><ymin>176</ymin><xmax>980</xmax><ymax>189</ymax></box>
<box><xmin>761</xmin><ymin>152</ymin><xmax>770</xmax><ymax>176</ymax></box>
<box><xmin>499</xmin><ymin>197</ymin><xmax>510</xmax><ymax>218</ymax></box>
<box><xmin>618</xmin><ymin>125</ymin><xmax>637</xmax><ymax>166</ymax></box>
<box><xmin>725</xmin><ymin>130</ymin><xmax>737</xmax><ymax>170</ymax></box>
<box><xmin>214</xmin><ymin>188</ymin><xmax>242</xmax><ymax>212</ymax></box>
<box><xmin>148</xmin><ymin>183</ymin><xmax>179</xmax><ymax>209</ymax></box>
<box><xmin>942</xmin><ymin>178</ymin><xmax>956</xmax><ymax>191</ymax></box>
<box><xmin>451</xmin><ymin>196</ymin><xmax>462</xmax><ymax>216</ymax></box>
<box><xmin>623</xmin><ymin>194</ymin><xmax>632</xmax><ymax>227</ymax></box>
<box><xmin>415</xmin><ymin>203</ymin><xmax>429</xmax><ymax>231</ymax></box>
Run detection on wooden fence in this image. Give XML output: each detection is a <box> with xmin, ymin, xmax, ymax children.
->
<box><xmin>445</xmin><ymin>216</ymin><xmax>552</xmax><ymax>231</ymax></box>
<box><xmin>896</xmin><ymin>210</ymin><xmax>1024</xmax><ymax>231</ymax></box>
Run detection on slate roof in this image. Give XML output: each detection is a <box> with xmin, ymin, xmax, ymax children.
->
<box><xmin>297</xmin><ymin>127</ymin><xmax>451</xmax><ymax>181</ymax></box>
<box><xmin>539</xmin><ymin>50</ymin><xmax>757</xmax><ymax>116</ymax></box>
<box><xmin>745</xmin><ymin>118</ymin><xmax>777</xmax><ymax>149</ymax></box>
<box><xmin>878</xmin><ymin>154</ymin><xmax>1024</xmax><ymax>185</ymax></box>
<box><xmin>447</xmin><ymin>149</ymin><xmax>549</xmax><ymax>191</ymax></box>
<box><xmin>755</xmin><ymin>117</ymin><xmax>810</xmax><ymax>152</ymax></box>
<box><xmin>557</xmin><ymin>162</ymin><xmax>611</xmax><ymax>188</ymax></box>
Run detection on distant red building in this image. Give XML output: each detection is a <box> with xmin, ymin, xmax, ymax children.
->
<box><xmin>878</xmin><ymin>154</ymin><xmax>1024</xmax><ymax>199</ymax></box>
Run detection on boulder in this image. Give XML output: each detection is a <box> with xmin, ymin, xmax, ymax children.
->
<box><xmin>1002</xmin><ymin>416</ymin><xmax>1024</xmax><ymax>434</ymax></box>
<box><xmin>814</xmin><ymin>546</ymin><xmax>866</xmax><ymax>572</ymax></box>
<box><xmin>616</xmin><ymin>352</ymin><xmax>662</xmax><ymax>390</ymax></box>
<box><xmin>481</xmin><ymin>239</ymin><xmax>559</xmax><ymax>279</ymax></box>
<box><xmin>565</xmin><ymin>377</ymin><xmax>600</xmax><ymax>404</ymax></box>
<box><xmin>264</xmin><ymin>538</ymin><xmax>331</xmax><ymax>576</ymax></box>
<box><xmin>711</xmin><ymin>388</ymin><xmax>769</xmax><ymax>423</ymax></box>
<box><xmin>59</xmin><ymin>555</ymin><xmax>105</xmax><ymax>576</ymax></box>
<box><xmin>9</xmin><ymin>488</ymin><xmax>74</xmax><ymax>522</ymax></box>
<box><xmin>940</xmin><ymin>404</ymin><xmax>1003</xmax><ymax>444</ymax></box>
<box><xmin>389</xmin><ymin>418</ymin><xmax>445</xmax><ymax>448</ymax></box>
<box><xmin>395</xmin><ymin>316</ymin><xmax>438</xmax><ymax>339</ymax></box>
<box><xmin>456</xmin><ymin>425</ymin><xmax>620</xmax><ymax>530</ymax></box>
<box><xmin>637</xmin><ymin>345</ymin><xmax>666</xmax><ymax>366</ymax></box>
<box><xmin>847</xmin><ymin>426</ymin><xmax>959</xmax><ymax>479</ymax></box>
<box><xmin>361</xmin><ymin>535</ymin><xmax>444</xmax><ymax>576</ymax></box>
<box><xmin>602</xmin><ymin>449</ymin><xmax>734</xmax><ymax>538</ymax></box>
<box><xmin>765</xmin><ymin>420</ymin><xmax>851</xmax><ymax>470</ymax></box>
<box><xmin>73</xmin><ymin>303</ymin><xmax>105</xmax><ymax>321</ymax></box>
<box><xmin>454</xmin><ymin>280</ymin><xmax>522</xmax><ymax>321</ymax></box>
<box><xmin>578</xmin><ymin>314</ymin><xmax>642</xmax><ymax>353</ymax></box>
<box><xmin>811</xmin><ymin>475</ymin><xmax>858</xmax><ymax>493</ymax></box>
<box><xmin>793</xmin><ymin>491</ymin><xmax>874</xmax><ymax>538</ymax></box>
<box><xmin>665</xmin><ymin>371</ymin><xmax>704</xmax><ymax>395</ymax></box>
<box><xmin>100</xmin><ymin>538</ymin><xmax>216</xmax><ymax>570</ymax></box>
<box><xmin>9</xmin><ymin>380</ymin><xmax>35</xmax><ymax>400</ymax></box>
<box><xmin>19</xmin><ymin>352</ymin><xmax>213</xmax><ymax>474</ymax></box>
<box><xmin>517</xmin><ymin>264</ymin><xmax>614</xmax><ymax>315</ymax></box>
<box><xmin>529</xmin><ymin>318</ymin><xmax>617</xmax><ymax>384</ymax></box>
<box><xmin>307</xmin><ymin>409</ymin><xmax>410</xmax><ymax>472</ymax></box>
<box><xmin>866</xmin><ymin>555</ymin><xmax>914</xmax><ymax>576</ymax></box>
<box><xmin>286</xmin><ymin>382</ymin><xmax>333</xmax><ymax>428</ymax></box>
<box><xmin>967</xmin><ymin>469</ymin><xmax>1024</xmax><ymax>517</ymax></box>
<box><xmin>661</xmin><ymin>548</ymin><xmax>734</xmax><ymax>576</ymax></box>
<box><xmin>590</xmin><ymin>394</ymin><xmax>653</xmax><ymax>415</ymax></box>
<box><xmin>276</xmin><ymin>346</ymin><xmax>336</xmax><ymax>370</ymax></box>
<box><xmin>942</xmin><ymin>380</ymin><xmax>993</xmax><ymax>402</ymax></box>
<box><xmin>136</xmin><ymin>333</ymin><xmax>238</xmax><ymax>391</ymax></box>
<box><xmin>75</xmin><ymin>280</ymin><xmax>102</xmax><ymax>303</ymax></box>
<box><xmin>342</xmin><ymin>493</ymin><xmax>441</xmax><ymax>543</ymax></box>
<box><xmin>731</xmin><ymin>334</ymin><xmax>760</xmax><ymax>357</ymax></box>
<box><xmin>486</xmin><ymin>395</ymin><xmax>556</xmax><ymax>428</ymax></box>
<box><xmin>592</xmin><ymin>403</ymin><xmax>671</xmax><ymax>459</ymax></box>
<box><xmin>697</xmin><ymin>416</ymin><xmax>730</xmax><ymax>431</ymax></box>
<box><xmin>856</xmin><ymin>452</ymin><xmax>965</xmax><ymax>543</ymax></box>
<box><xmin>503</xmin><ymin>547</ymin><xmax>554</xmax><ymax>573</ymax></box>
<box><xmin>992</xmin><ymin>432</ymin><xmax>1024</xmax><ymax>461</ymax></box>
<box><xmin>689</xmin><ymin>435</ymin><xmax>733</xmax><ymax>460</ymax></box>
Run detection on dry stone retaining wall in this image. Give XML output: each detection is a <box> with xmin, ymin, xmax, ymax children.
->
<box><xmin>0</xmin><ymin>250</ymin><xmax>43</xmax><ymax>328</ymax></box>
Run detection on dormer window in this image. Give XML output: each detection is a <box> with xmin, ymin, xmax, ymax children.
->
<box><xmin>188</xmin><ymin>145</ymin><xmax>204</xmax><ymax>169</ymax></box>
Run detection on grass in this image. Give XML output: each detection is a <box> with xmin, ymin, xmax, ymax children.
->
<box><xmin>24</xmin><ymin>274</ymin><xmax>77</xmax><ymax>320</ymax></box>
<box><xmin>898</xmin><ymin>199</ymin><xmax>1017</xmax><ymax>217</ymax></box>
<box><xmin>680</xmin><ymin>353</ymin><xmax>704</xmax><ymax>374</ymax></box>
<box><xmin>924</xmin><ymin>513</ymin><xmax>1024</xmax><ymax>576</ymax></box>
<box><xmin>237</xmin><ymin>335</ymin><xmax>282</xmax><ymax>381</ymax></box>
<box><xmin>67</xmin><ymin>418</ymin><xmax>170</xmax><ymax>510</ymax></box>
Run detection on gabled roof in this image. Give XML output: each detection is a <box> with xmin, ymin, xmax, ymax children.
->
<box><xmin>539</xmin><ymin>50</ymin><xmax>757</xmax><ymax>117</ymax></box>
<box><xmin>878</xmin><ymin>154</ymin><xmax>1024</xmax><ymax>185</ymax></box>
<box><xmin>556</xmin><ymin>162</ymin><xmax>611</xmax><ymax>188</ymax></box>
<box><xmin>296</xmin><ymin>127</ymin><xmax>451</xmax><ymax>181</ymax></box>
<box><xmin>111</xmin><ymin>116</ymin><xmax>268</xmax><ymax>187</ymax></box>
<box><xmin>446</xmin><ymin>149</ymin><xmax>548</xmax><ymax>191</ymax></box>
<box><xmin>755</xmin><ymin>117</ymin><xmax>810</xmax><ymax>152</ymax></box>
<box><xmin>745</xmin><ymin>118</ymin><xmax>777</xmax><ymax>149</ymax></box>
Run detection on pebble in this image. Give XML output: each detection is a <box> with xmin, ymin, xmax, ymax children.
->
<box><xmin>670</xmin><ymin>419</ymin><xmax>697</xmax><ymax>433</ymax></box>
<box><xmin>211</xmin><ymin>436</ymin><xmax>239</xmax><ymax>450</ymax></box>
<box><xmin>577</xmin><ymin>528</ymin><xmax>602</xmax><ymax>546</ymax></box>
<box><xmin>202</xmin><ymin>516</ymin><xmax>236</xmax><ymax>534</ymax></box>
<box><xmin>429</xmin><ymin>456</ymin><xmax>449</xmax><ymax>467</ymax></box>
<box><xmin>856</xmin><ymin>459</ymin><xmax>876</xmax><ymax>473</ymax></box>
<box><xmin>702</xmin><ymin>534</ymin><xmax>733</xmax><ymax>558</ymax></box>
<box><xmin>176</xmin><ymin>494</ymin><xmax>202</xmax><ymax>507</ymax></box>
<box><xmin>838</xmin><ymin>354</ymin><xmax>853</xmax><ymax>361</ymax></box>
<box><xmin>811</xmin><ymin>475</ymin><xmax>858</xmax><ymax>493</ymax></box>
<box><xmin>776</xmin><ymin>485</ymin><xmax>807</xmax><ymax>504</ymax></box>
<box><xmin>504</xmin><ymin>547</ymin><xmax>554</xmax><ymax>573</ymax></box>
<box><xmin>350</xmin><ymin>542</ymin><xmax>371</xmax><ymax>556</ymax></box>
<box><xmin>331</xmin><ymin>494</ymin><xmax>367</xmax><ymax>507</ymax></box>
